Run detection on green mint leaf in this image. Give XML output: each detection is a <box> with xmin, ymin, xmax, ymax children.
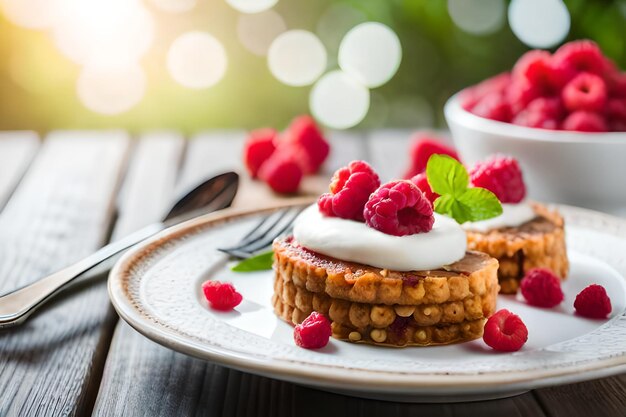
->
<box><xmin>434</xmin><ymin>194</ymin><xmax>474</xmax><ymax>224</ymax></box>
<box><xmin>231</xmin><ymin>250</ymin><xmax>274</xmax><ymax>272</ymax></box>
<box><xmin>456</xmin><ymin>187</ymin><xmax>503</xmax><ymax>221</ymax></box>
<box><xmin>426</xmin><ymin>154</ymin><xmax>468</xmax><ymax>197</ymax></box>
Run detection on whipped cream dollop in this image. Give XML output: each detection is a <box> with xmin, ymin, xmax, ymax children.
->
<box><xmin>293</xmin><ymin>205</ymin><xmax>467</xmax><ymax>271</ymax></box>
<box><xmin>462</xmin><ymin>201</ymin><xmax>536</xmax><ymax>233</ymax></box>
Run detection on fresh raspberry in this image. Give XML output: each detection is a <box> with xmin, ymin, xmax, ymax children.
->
<box><xmin>403</xmin><ymin>133</ymin><xmax>459</xmax><ymax>178</ymax></box>
<box><xmin>512</xmin><ymin>50</ymin><xmax>564</xmax><ymax>93</ymax></box>
<box><xmin>506</xmin><ymin>79</ymin><xmax>541</xmax><ymax>115</ymax></box>
<box><xmin>607</xmin><ymin>99</ymin><xmax>626</xmax><ymax>131</ymax></box>
<box><xmin>562</xmin><ymin>111</ymin><xmax>608</xmax><ymax>132</ymax></box>
<box><xmin>471</xmin><ymin>92</ymin><xmax>513</xmax><ymax>122</ymax></box>
<box><xmin>364</xmin><ymin>180</ymin><xmax>434</xmax><ymax>236</ymax></box>
<box><xmin>409</xmin><ymin>172</ymin><xmax>438</xmax><ymax>204</ymax></box>
<box><xmin>317</xmin><ymin>160</ymin><xmax>380</xmax><ymax>221</ymax></box>
<box><xmin>574</xmin><ymin>284</ymin><xmax>612</xmax><ymax>319</ymax></box>
<box><xmin>460</xmin><ymin>73</ymin><xmax>511</xmax><ymax>111</ymax></box>
<box><xmin>201</xmin><ymin>281</ymin><xmax>243</xmax><ymax>311</ymax></box>
<box><xmin>243</xmin><ymin>128</ymin><xmax>277</xmax><ymax>178</ymax></box>
<box><xmin>552</xmin><ymin>40</ymin><xmax>610</xmax><ymax>83</ymax></box>
<box><xmin>527</xmin><ymin>97</ymin><xmax>565</xmax><ymax>119</ymax></box>
<box><xmin>293</xmin><ymin>311</ymin><xmax>332</xmax><ymax>349</ymax></box>
<box><xmin>607</xmin><ymin>72</ymin><xmax>626</xmax><ymax>98</ymax></box>
<box><xmin>562</xmin><ymin>72</ymin><xmax>608</xmax><ymax>113</ymax></box>
<box><xmin>258</xmin><ymin>150</ymin><xmax>303</xmax><ymax>194</ymax></box>
<box><xmin>284</xmin><ymin>115</ymin><xmax>330</xmax><ymax>174</ymax></box>
<box><xmin>483</xmin><ymin>309</ymin><xmax>528</xmax><ymax>352</ymax></box>
<box><xmin>512</xmin><ymin>109</ymin><xmax>559</xmax><ymax>130</ymax></box>
<box><xmin>520</xmin><ymin>268</ymin><xmax>564</xmax><ymax>308</ymax></box>
<box><xmin>469</xmin><ymin>156</ymin><xmax>526</xmax><ymax>203</ymax></box>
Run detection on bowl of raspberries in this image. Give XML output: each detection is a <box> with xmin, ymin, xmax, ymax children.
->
<box><xmin>444</xmin><ymin>40</ymin><xmax>626</xmax><ymax>211</ymax></box>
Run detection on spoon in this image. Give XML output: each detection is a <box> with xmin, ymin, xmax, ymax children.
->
<box><xmin>0</xmin><ymin>171</ymin><xmax>239</xmax><ymax>329</ymax></box>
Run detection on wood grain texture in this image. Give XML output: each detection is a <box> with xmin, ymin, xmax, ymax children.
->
<box><xmin>534</xmin><ymin>376</ymin><xmax>626</xmax><ymax>417</ymax></box>
<box><xmin>0</xmin><ymin>131</ymin><xmax>129</xmax><ymax>417</ymax></box>
<box><xmin>0</xmin><ymin>132</ymin><xmax>39</xmax><ymax>210</ymax></box>
<box><xmin>365</xmin><ymin>129</ymin><xmax>411</xmax><ymax>181</ymax></box>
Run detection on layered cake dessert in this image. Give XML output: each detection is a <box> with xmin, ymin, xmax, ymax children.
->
<box><xmin>271</xmin><ymin>160</ymin><xmax>501</xmax><ymax>347</ymax></box>
<box><xmin>462</xmin><ymin>156</ymin><xmax>569</xmax><ymax>294</ymax></box>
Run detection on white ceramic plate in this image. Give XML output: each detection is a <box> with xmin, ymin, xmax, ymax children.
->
<box><xmin>108</xmin><ymin>203</ymin><xmax>626</xmax><ymax>402</ymax></box>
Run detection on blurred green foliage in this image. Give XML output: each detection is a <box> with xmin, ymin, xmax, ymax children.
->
<box><xmin>0</xmin><ymin>0</ymin><xmax>623</xmax><ymax>133</ymax></box>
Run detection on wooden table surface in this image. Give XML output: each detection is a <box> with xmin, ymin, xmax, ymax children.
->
<box><xmin>0</xmin><ymin>130</ymin><xmax>625</xmax><ymax>417</ymax></box>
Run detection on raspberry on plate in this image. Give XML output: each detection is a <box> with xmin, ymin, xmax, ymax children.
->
<box><xmin>562</xmin><ymin>111</ymin><xmax>608</xmax><ymax>132</ymax></box>
<box><xmin>243</xmin><ymin>128</ymin><xmax>277</xmax><ymax>178</ymax></box>
<box><xmin>318</xmin><ymin>160</ymin><xmax>380</xmax><ymax>221</ymax></box>
<box><xmin>574</xmin><ymin>284</ymin><xmax>612</xmax><ymax>319</ymax></box>
<box><xmin>469</xmin><ymin>156</ymin><xmax>526</xmax><ymax>204</ymax></box>
<box><xmin>562</xmin><ymin>72</ymin><xmax>608</xmax><ymax>113</ymax></box>
<box><xmin>403</xmin><ymin>133</ymin><xmax>459</xmax><ymax>178</ymax></box>
<box><xmin>364</xmin><ymin>180</ymin><xmax>434</xmax><ymax>236</ymax></box>
<box><xmin>410</xmin><ymin>172</ymin><xmax>438</xmax><ymax>204</ymax></box>
<box><xmin>294</xmin><ymin>311</ymin><xmax>332</xmax><ymax>349</ymax></box>
<box><xmin>483</xmin><ymin>309</ymin><xmax>528</xmax><ymax>352</ymax></box>
<box><xmin>202</xmin><ymin>280</ymin><xmax>243</xmax><ymax>311</ymax></box>
<box><xmin>520</xmin><ymin>268</ymin><xmax>564</xmax><ymax>308</ymax></box>
<box><xmin>284</xmin><ymin>115</ymin><xmax>330</xmax><ymax>174</ymax></box>
<box><xmin>258</xmin><ymin>150</ymin><xmax>303</xmax><ymax>194</ymax></box>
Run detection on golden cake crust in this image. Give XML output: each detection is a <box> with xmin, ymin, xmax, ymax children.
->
<box><xmin>272</xmin><ymin>236</ymin><xmax>499</xmax><ymax>347</ymax></box>
<box><xmin>273</xmin><ymin>237</ymin><xmax>499</xmax><ymax>306</ymax></box>
<box><xmin>466</xmin><ymin>202</ymin><xmax>568</xmax><ymax>294</ymax></box>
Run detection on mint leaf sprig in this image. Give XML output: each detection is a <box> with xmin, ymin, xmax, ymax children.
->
<box><xmin>231</xmin><ymin>250</ymin><xmax>274</xmax><ymax>272</ymax></box>
<box><xmin>425</xmin><ymin>154</ymin><xmax>502</xmax><ymax>224</ymax></box>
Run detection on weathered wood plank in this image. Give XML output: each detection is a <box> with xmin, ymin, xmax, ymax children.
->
<box><xmin>0</xmin><ymin>132</ymin><xmax>39</xmax><ymax>210</ymax></box>
<box><xmin>365</xmin><ymin>129</ymin><xmax>412</xmax><ymax>181</ymax></box>
<box><xmin>0</xmin><ymin>131</ymin><xmax>129</xmax><ymax>417</ymax></box>
<box><xmin>534</xmin><ymin>376</ymin><xmax>626</xmax><ymax>417</ymax></box>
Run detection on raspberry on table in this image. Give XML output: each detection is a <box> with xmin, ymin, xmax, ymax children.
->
<box><xmin>364</xmin><ymin>180</ymin><xmax>434</xmax><ymax>236</ymax></box>
<box><xmin>243</xmin><ymin>128</ymin><xmax>278</xmax><ymax>178</ymax></box>
<box><xmin>317</xmin><ymin>160</ymin><xmax>380</xmax><ymax>221</ymax></box>
<box><xmin>520</xmin><ymin>268</ymin><xmax>564</xmax><ymax>308</ymax></box>
<box><xmin>403</xmin><ymin>133</ymin><xmax>459</xmax><ymax>178</ymax></box>
<box><xmin>294</xmin><ymin>311</ymin><xmax>332</xmax><ymax>349</ymax></box>
<box><xmin>469</xmin><ymin>156</ymin><xmax>526</xmax><ymax>204</ymax></box>
<box><xmin>410</xmin><ymin>172</ymin><xmax>438</xmax><ymax>204</ymax></box>
<box><xmin>284</xmin><ymin>115</ymin><xmax>330</xmax><ymax>174</ymax></box>
<box><xmin>552</xmin><ymin>40</ymin><xmax>610</xmax><ymax>84</ymax></box>
<box><xmin>202</xmin><ymin>280</ymin><xmax>243</xmax><ymax>311</ymax></box>
<box><xmin>483</xmin><ymin>309</ymin><xmax>528</xmax><ymax>352</ymax></box>
<box><xmin>258</xmin><ymin>150</ymin><xmax>303</xmax><ymax>194</ymax></box>
<box><xmin>562</xmin><ymin>111</ymin><xmax>608</xmax><ymax>132</ymax></box>
<box><xmin>562</xmin><ymin>72</ymin><xmax>608</xmax><ymax>113</ymax></box>
<box><xmin>574</xmin><ymin>284</ymin><xmax>612</xmax><ymax>319</ymax></box>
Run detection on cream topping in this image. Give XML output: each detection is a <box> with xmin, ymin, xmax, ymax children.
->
<box><xmin>292</xmin><ymin>205</ymin><xmax>467</xmax><ymax>271</ymax></box>
<box><xmin>462</xmin><ymin>201</ymin><xmax>536</xmax><ymax>232</ymax></box>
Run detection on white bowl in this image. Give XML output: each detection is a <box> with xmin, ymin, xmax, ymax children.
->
<box><xmin>444</xmin><ymin>93</ymin><xmax>626</xmax><ymax>212</ymax></box>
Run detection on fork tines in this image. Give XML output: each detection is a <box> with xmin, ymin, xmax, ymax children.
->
<box><xmin>218</xmin><ymin>207</ymin><xmax>303</xmax><ymax>259</ymax></box>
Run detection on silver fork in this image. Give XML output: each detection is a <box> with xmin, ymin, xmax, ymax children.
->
<box><xmin>218</xmin><ymin>206</ymin><xmax>303</xmax><ymax>259</ymax></box>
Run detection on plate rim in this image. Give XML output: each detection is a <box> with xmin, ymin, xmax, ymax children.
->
<box><xmin>108</xmin><ymin>200</ymin><xmax>626</xmax><ymax>395</ymax></box>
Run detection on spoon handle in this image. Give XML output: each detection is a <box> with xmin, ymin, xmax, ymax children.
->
<box><xmin>0</xmin><ymin>223</ymin><xmax>164</xmax><ymax>329</ymax></box>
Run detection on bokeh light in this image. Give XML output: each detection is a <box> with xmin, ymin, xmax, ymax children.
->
<box><xmin>309</xmin><ymin>70</ymin><xmax>370</xmax><ymax>129</ymax></box>
<box><xmin>338</xmin><ymin>22</ymin><xmax>401</xmax><ymax>88</ymax></box>
<box><xmin>316</xmin><ymin>3</ymin><xmax>367</xmax><ymax>66</ymax></box>
<box><xmin>77</xmin><ymin>64</ymin><xmax>146</xmax><ymax>115</ymax></box>
<box><xmin>268</xmin><ymin>30</ymin><xmax>327</xmax><ymax>87</ymax></box>
<box><xmin>508</xmin><ymin>0</ymin><xmax>570</xmax><ymax>48</ymax></box>
<box><xmin>447</xmin><ymin>0</ymin><xmax>505</xmax><ymax>36</ymax></box>
<box><xmin>149</xmin><ymin>0</ymin><xmax>196</xmax><ymax>13</ymax></box>
<box><xmin>167</xmin><ymin>31</ymin><xmax>228</xmax><ymax>89</ymax></box>
<box><xmin>52</xmin><ymin>0</ymin><xmax>154</xmax><ymax>67</ymax></box>
<box><xmin>237</xmin><ymin>10</ymin><xmax>286</xmax><ymax>56</ymax></box>
<box><xmin>0</xmin><ymin>0</ymin><xmax>56</xmax><ymax>29</ymax></box>
<box><xmin>226</xmin><ymin>0</ymin><xmax>277</xmax><ymax>14</ymax></box>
